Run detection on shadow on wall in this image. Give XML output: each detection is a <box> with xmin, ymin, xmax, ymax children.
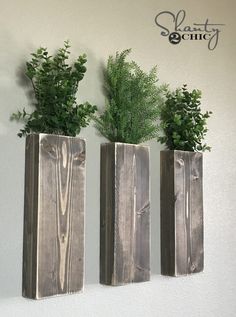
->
<box><xmin>0</xmin><ymin>133</ymin><xmax>25</xmax><ymax>298</ymax></box>
<box><xmin>0</xmin><ymin>31</ymin><xmax>28</xmax><ymax>298</ymax></box>
<box><xmin>149</xmin><ymin>139</ymin><xmax>163</xmax><ymax>276</ymax></box>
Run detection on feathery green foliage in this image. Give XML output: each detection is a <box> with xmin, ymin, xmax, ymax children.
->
<box><xmin>11</xmin><ymin>41</ymin><xmax>97</xmax><ymax>137</ymax></box>
<box><xmin>94</xmin><ymin>49</ymin><xmax>166</xmax><ymax>144</ymax></box>
<box><xmin>158</xmin><ymin>85</ymin><xmax>212</xmax><ymax>152</ymax></box>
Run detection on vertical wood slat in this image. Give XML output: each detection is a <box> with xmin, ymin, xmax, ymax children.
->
<box><xmin>22</xmin><ymin>133</ymin><xmax>85</xmax><ymax>299</ymax></box>
<box><xmin>100</xmin><ymin>143</ymin><xmax>150</xmax><ymax>286</ymax></box>
<box><xmin>161</xmin><ymin>150</ymin><xmax>204</xmax><ymax>276</ymax></box>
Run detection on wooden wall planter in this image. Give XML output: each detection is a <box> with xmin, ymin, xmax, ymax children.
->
<box><xmin>22</xmin><ymin>134</ymin><xmax>85</xmax><ymax>299</ymax></box>
<box><xmin>160</xmin><ymin>150</ymin><xmax>204</xmax><ymax>276</ymax></box>
<box><xmin>100</xmin><ymin>143</ymin><xmax>150</xmax><ymax>286</ymax></box>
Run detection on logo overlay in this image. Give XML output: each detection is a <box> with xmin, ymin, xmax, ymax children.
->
<box><xmin>154</xmin><ymin>10</ymin><xmax>225</xmax><ymax>50</ymax></box>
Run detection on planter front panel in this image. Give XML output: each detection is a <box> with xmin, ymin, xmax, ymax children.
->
<box><xmin>100</xmin><ymin>143</ymin><xmax>150</xmax><ymax>286</ymax></box>
<box><xmin>161</xmin><ymin>150</ymin><xmax>203</xmax><ymax>276</ymax></box>
<box><xmin>23</xmin><ymin>134</ymin><xmax>85</xmax><ymax>299</ymax></box>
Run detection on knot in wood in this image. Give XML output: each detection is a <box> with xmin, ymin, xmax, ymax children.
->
<box><xmin>41</xmin><ymin>140</ymin><xmax>57</xmax><ymax>159</ymax></box>
<box><xmin>74</xmin><ymin>151</ymin><xmax>85</xmax><ymax>166</ymax></box>
<box><xmin>176</xmin><ymin>158</ymin><xmax>184</xmax><ymax>166</ymax></box>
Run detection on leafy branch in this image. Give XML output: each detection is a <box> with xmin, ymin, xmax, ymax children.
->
<box><xmin>94</xmin><ymin>49</ymin><xmax>167</xmax><ymax>144</ymax></box>
<box><xmin>11</xmin><ymin>41</ymin><xmax>97</xmax><ymax>137</ymax></box>
<box><xmin>158</xmin><ymin>85</ymin><xmax>212</xmax><ymax>152</ymax></box>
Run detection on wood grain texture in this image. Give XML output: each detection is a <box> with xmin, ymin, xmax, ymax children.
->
<box><xmin>23</xmin><ymin>133</ymin><xmax>85</xmax><ymax>299</ymax></box>
<box><xmin>161</xmin><ymin>150</ymin><xmax>204</xmax><ymax>276</ymax></box>
<box><xmin>100</xmin><ymin>143</ymin><xmax>150</xmax><ymax>286</ymax></box>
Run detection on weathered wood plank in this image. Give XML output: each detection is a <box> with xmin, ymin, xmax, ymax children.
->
<box><xmin>189</xmin><ymin>152</ymin><xmax>204</xmax><ymax>273</ymax></box>
<box><xmin>22</xmin><ymin>134</ymin><xmax>39</xmax><ymax>299</ymax></box>
<box><xmin>161</xmin><ymin>150</ymin><xmax>204</xmax><ymax>276</ymax></box>
<box><xmin>100</xmin><ymin>143</ymin><xmax>115</xmax><ymax>285</ymax></box>
<box><xmin>100</xmin><ymin>143</ymin><xmax>150</xmax><ymax>285</ymax></box>
<box><xmin>160</xmin><ymin>150</ymin><xmax>175</xmax><ymax>276</ymax></box>
<box><xmin>23</xmin><ymin>133</ymin><xmax>85</xmax><ymax>299</ymax></box>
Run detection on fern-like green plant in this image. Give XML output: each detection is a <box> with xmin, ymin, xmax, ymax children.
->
<box><xmin>94</xmin><ymin>49</ymin><xmax>166</xmax><ymax>144</ymax></box>
<box><xmin>158</xmin><ymin>85</ymin><xmax>212</xmax><ymax>152</ymax></box>
<box><xmin>11</xmin><ymin>41</ymin><xmax>97</xmax><ymax>137</ymax></box>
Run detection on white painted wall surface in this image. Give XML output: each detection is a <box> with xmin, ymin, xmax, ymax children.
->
<box><xmin>0</xmin><ymin>0</ymin><xmax>235</xmax><ymax>316</ymax></box>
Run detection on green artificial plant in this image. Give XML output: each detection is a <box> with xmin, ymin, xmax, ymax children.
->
<box><xmin>158</xmin><ymin>85</ymin><xmax>212</xmax><ymax>152</ymax></box>
<box><xmin>94</xmin><ymin>49</ymin><xmax>166</xmax><ymax>144</ymax></box>
<box><xmin>11</xmin><ymin>41</ymin><xmax>97</xmax><ymax>137</ymax></box>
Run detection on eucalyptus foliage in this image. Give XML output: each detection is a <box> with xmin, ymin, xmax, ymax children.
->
<box><xmin>94</xmin><ymin>49</ymin><xmax>166</xmax><ymax>144</ymax></box>
<box><xmin>11</xmin><ymin>41</ymin><xmax>97</xmax><ymax>137</ymax></box>
<box><xmin>158</xmin><ymin>85</ymin><xmax>212</xmax><ymax>152</ymax></box>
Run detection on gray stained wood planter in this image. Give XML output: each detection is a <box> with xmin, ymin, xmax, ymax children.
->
<box><xmin>23</xmin><ymin>134</ymin><xmax>85</xmax><ymax>299</ymax></box>
<box><xmin>161</xmin><ymin>150</ymin><xmax>204</xmax><ymax>277</ymax></box>
<box><xmin>100</xmin><ymin>143</ymin><xmax>150</xmax><ymax>286</ymax></box>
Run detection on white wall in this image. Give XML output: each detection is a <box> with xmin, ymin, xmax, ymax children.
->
<box><xmin>0</xmin><ymin>0</ymin><xmax>235</xmax><ymax>316</ymax></box>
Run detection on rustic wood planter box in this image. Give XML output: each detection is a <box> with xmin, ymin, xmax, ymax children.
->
<box><xmin>22</xmin><ymin>134</ymin><xmax>85</xmax><ymax>299</ymax></box>
<box><xmin>160</xmin><ymin>150</ymin><xmax>204</xmax><ymax>276</ymax></box>
<box><xmin>100</xmin><ymin>142</ymin><xmax>150</xmax><ymax>286</ymax></box>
